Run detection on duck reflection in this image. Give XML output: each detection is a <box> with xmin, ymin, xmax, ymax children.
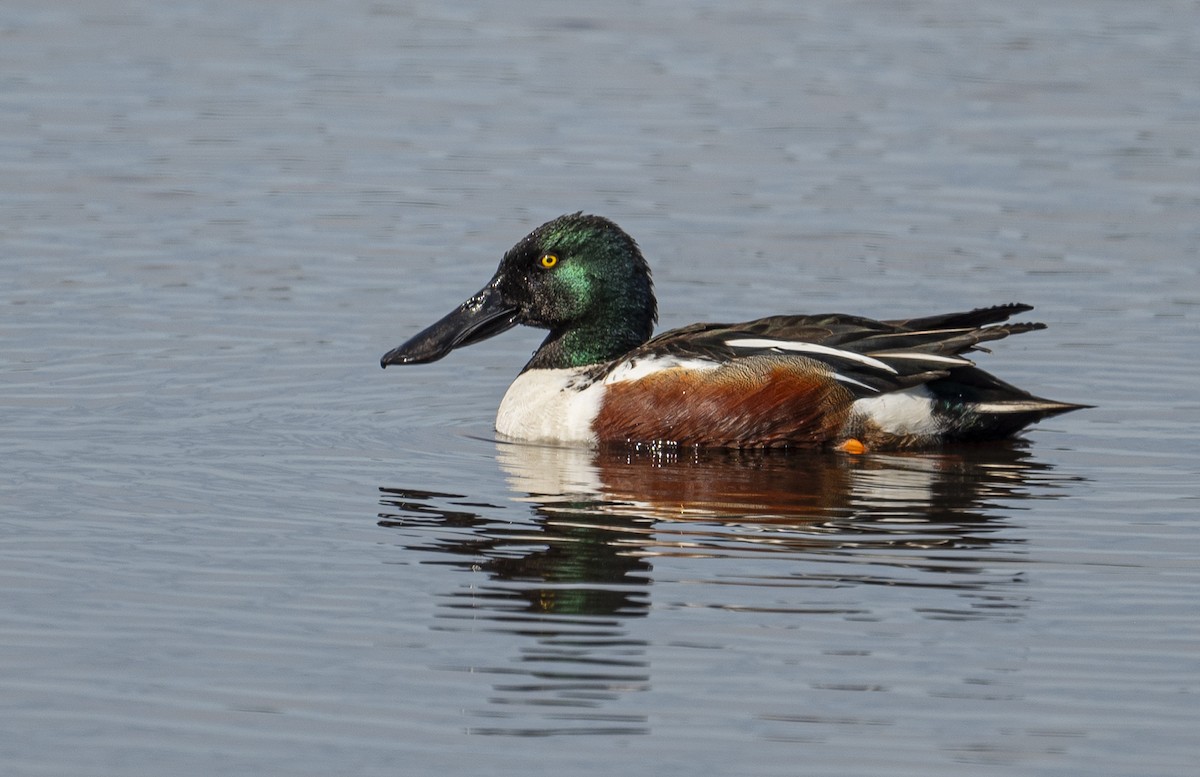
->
<box><xmin>377</xmin><ymin>441</ymin><xmax>1072</xmax><ymax>736</ymax></box>
<box><xmin>378</xmin><ymin>484</ymin><xmax>652</xmax><ymax>617</ymax></box>
<box><xmin>496</xmin><ymin>441</ymin><xmax>1059</xmax><ymax>559</ymax></box>
<box><xmin>379</xmin><ymin>481</ymin><xmax>654</xmax><ymax>737</ymax></box>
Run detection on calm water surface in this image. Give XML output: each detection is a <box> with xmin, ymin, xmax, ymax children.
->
<box><xmin>3</xmin><ymin>1</ymin><xmax>1198</xmax><ymax>775</ymax></box>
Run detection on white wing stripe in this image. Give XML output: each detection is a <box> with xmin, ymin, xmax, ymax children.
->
<box><xmin>833</xmin><ymin>373</ymin><xmax>880</xmax><ymax>392</ymax></box>
<box><xmin>873</xmin><ymin>352</ymin><xmax>974</xmax><ymax>366</ymax></box>
<box><xmin>603</xmin><ymin>355</ymin><xmax>719</xmax><ymax>384</ymax></box>
<box><xmin>724</xmin><ymin>338</ymin><xmax>898</xmax><ymax>374</ymax></box>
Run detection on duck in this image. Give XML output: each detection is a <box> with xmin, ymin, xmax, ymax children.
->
<box><xmin>381</xmin><ymin>213</ymin><xmax>1086</xmax><ymax>451</ymax></box>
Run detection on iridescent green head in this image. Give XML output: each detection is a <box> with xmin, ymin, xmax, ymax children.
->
<box><xmin>381</xmin><ymin>213</ymin><xmax>657</xmax><ymax>372</ymax></box>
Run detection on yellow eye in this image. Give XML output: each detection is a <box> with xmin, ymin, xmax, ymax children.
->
<box><xmin>539</xmin><ymin>253</ymin><xmax>558</xmax><ymax>269</ymax></box>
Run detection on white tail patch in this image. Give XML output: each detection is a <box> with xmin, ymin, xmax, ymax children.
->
<box><xmin>852</xmin><ymin>386</ymin><xmax>943</xmax><ymax>436</ymax></box>
<box><xmin>724</xmin><ymin>338</ymin><xmax>898</xmax><ymax>374</ymax></box>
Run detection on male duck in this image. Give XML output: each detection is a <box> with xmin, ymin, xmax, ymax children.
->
<box><xmin>381</xmin><ymin>213</ymin><xmax>1085</xmax><ymax>451</ymax></box>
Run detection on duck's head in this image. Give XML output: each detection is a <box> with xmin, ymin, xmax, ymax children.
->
<box><xmin>381</xmin><ymin>213</ymin><xmax>657</xmax><ymax>371</ymax></box>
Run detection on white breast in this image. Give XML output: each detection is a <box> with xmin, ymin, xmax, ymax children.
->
<box><xmin>495</xmin><ymin>368</ymin><xmax>604</xmax><ymax>443</ymax></box>
<box><xmin>495</xmin><ymin>356</ymin><xmax>722</xmax><ymax>444</ymax></box>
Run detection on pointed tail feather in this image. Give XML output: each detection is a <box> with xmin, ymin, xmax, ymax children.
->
<box><xmin>947</xmin><ymin>396</ymin><xmax>1091</xmax><ymax>440</ymax></box>
<box><xmin>884</xmin><ymin>303</ymin><xmax>1035</xmax><ymax>331</ymax></box>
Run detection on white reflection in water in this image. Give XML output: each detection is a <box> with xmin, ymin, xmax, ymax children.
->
<box><xmin>378</xmin><ymin>441</ymin><xmax>1078</xmax><ymax>736</ymax></box>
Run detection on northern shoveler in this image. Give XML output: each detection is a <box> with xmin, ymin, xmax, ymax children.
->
<box><xmin>381</xmin><ymin>213</ymin><xmax>1086</xmax><ymax>451</ymax></box>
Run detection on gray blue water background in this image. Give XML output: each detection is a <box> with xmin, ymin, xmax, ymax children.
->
<box><xmin>3</xmin><ymin>1</ymin><xmax>1198</xmax><ymax>775</ymax></box>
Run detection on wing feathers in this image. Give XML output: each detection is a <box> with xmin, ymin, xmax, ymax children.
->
<box><xmin>603</xmin><ymin>304</ymin><xmax>1052</xmax><ymax>399</ymax></box>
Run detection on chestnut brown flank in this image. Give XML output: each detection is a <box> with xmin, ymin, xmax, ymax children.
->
<box><xmin>593</xmin><ymin>356</ymin><xmax>855</xmax><ymax>448</ymax></box>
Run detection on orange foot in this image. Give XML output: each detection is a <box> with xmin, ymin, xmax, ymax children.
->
<box><xmin>836</xmin><ymin>438</ymin><xmax>868</xmax><ymax>455</ymax></box>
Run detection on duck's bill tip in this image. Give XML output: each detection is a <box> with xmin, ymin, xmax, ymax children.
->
<box><xmin>380</xmin><ymin>348</ymin><xmax>422</xmax><ymax>368</ymax></box>
<box><xmin>380</xmin><ymin>340</ymin><xmax>463</xmax><ymax>367</ymax></box>
<box><xmin>379</xmin><ymin>325</ymin><xmax>467</xmax><ymax>367</ymax></box>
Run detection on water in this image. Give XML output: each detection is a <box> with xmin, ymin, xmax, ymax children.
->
<box><xmin>3</xmin><ymin>1</ymin><xmax>1198</xmax><ymax>775</ymax></box>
